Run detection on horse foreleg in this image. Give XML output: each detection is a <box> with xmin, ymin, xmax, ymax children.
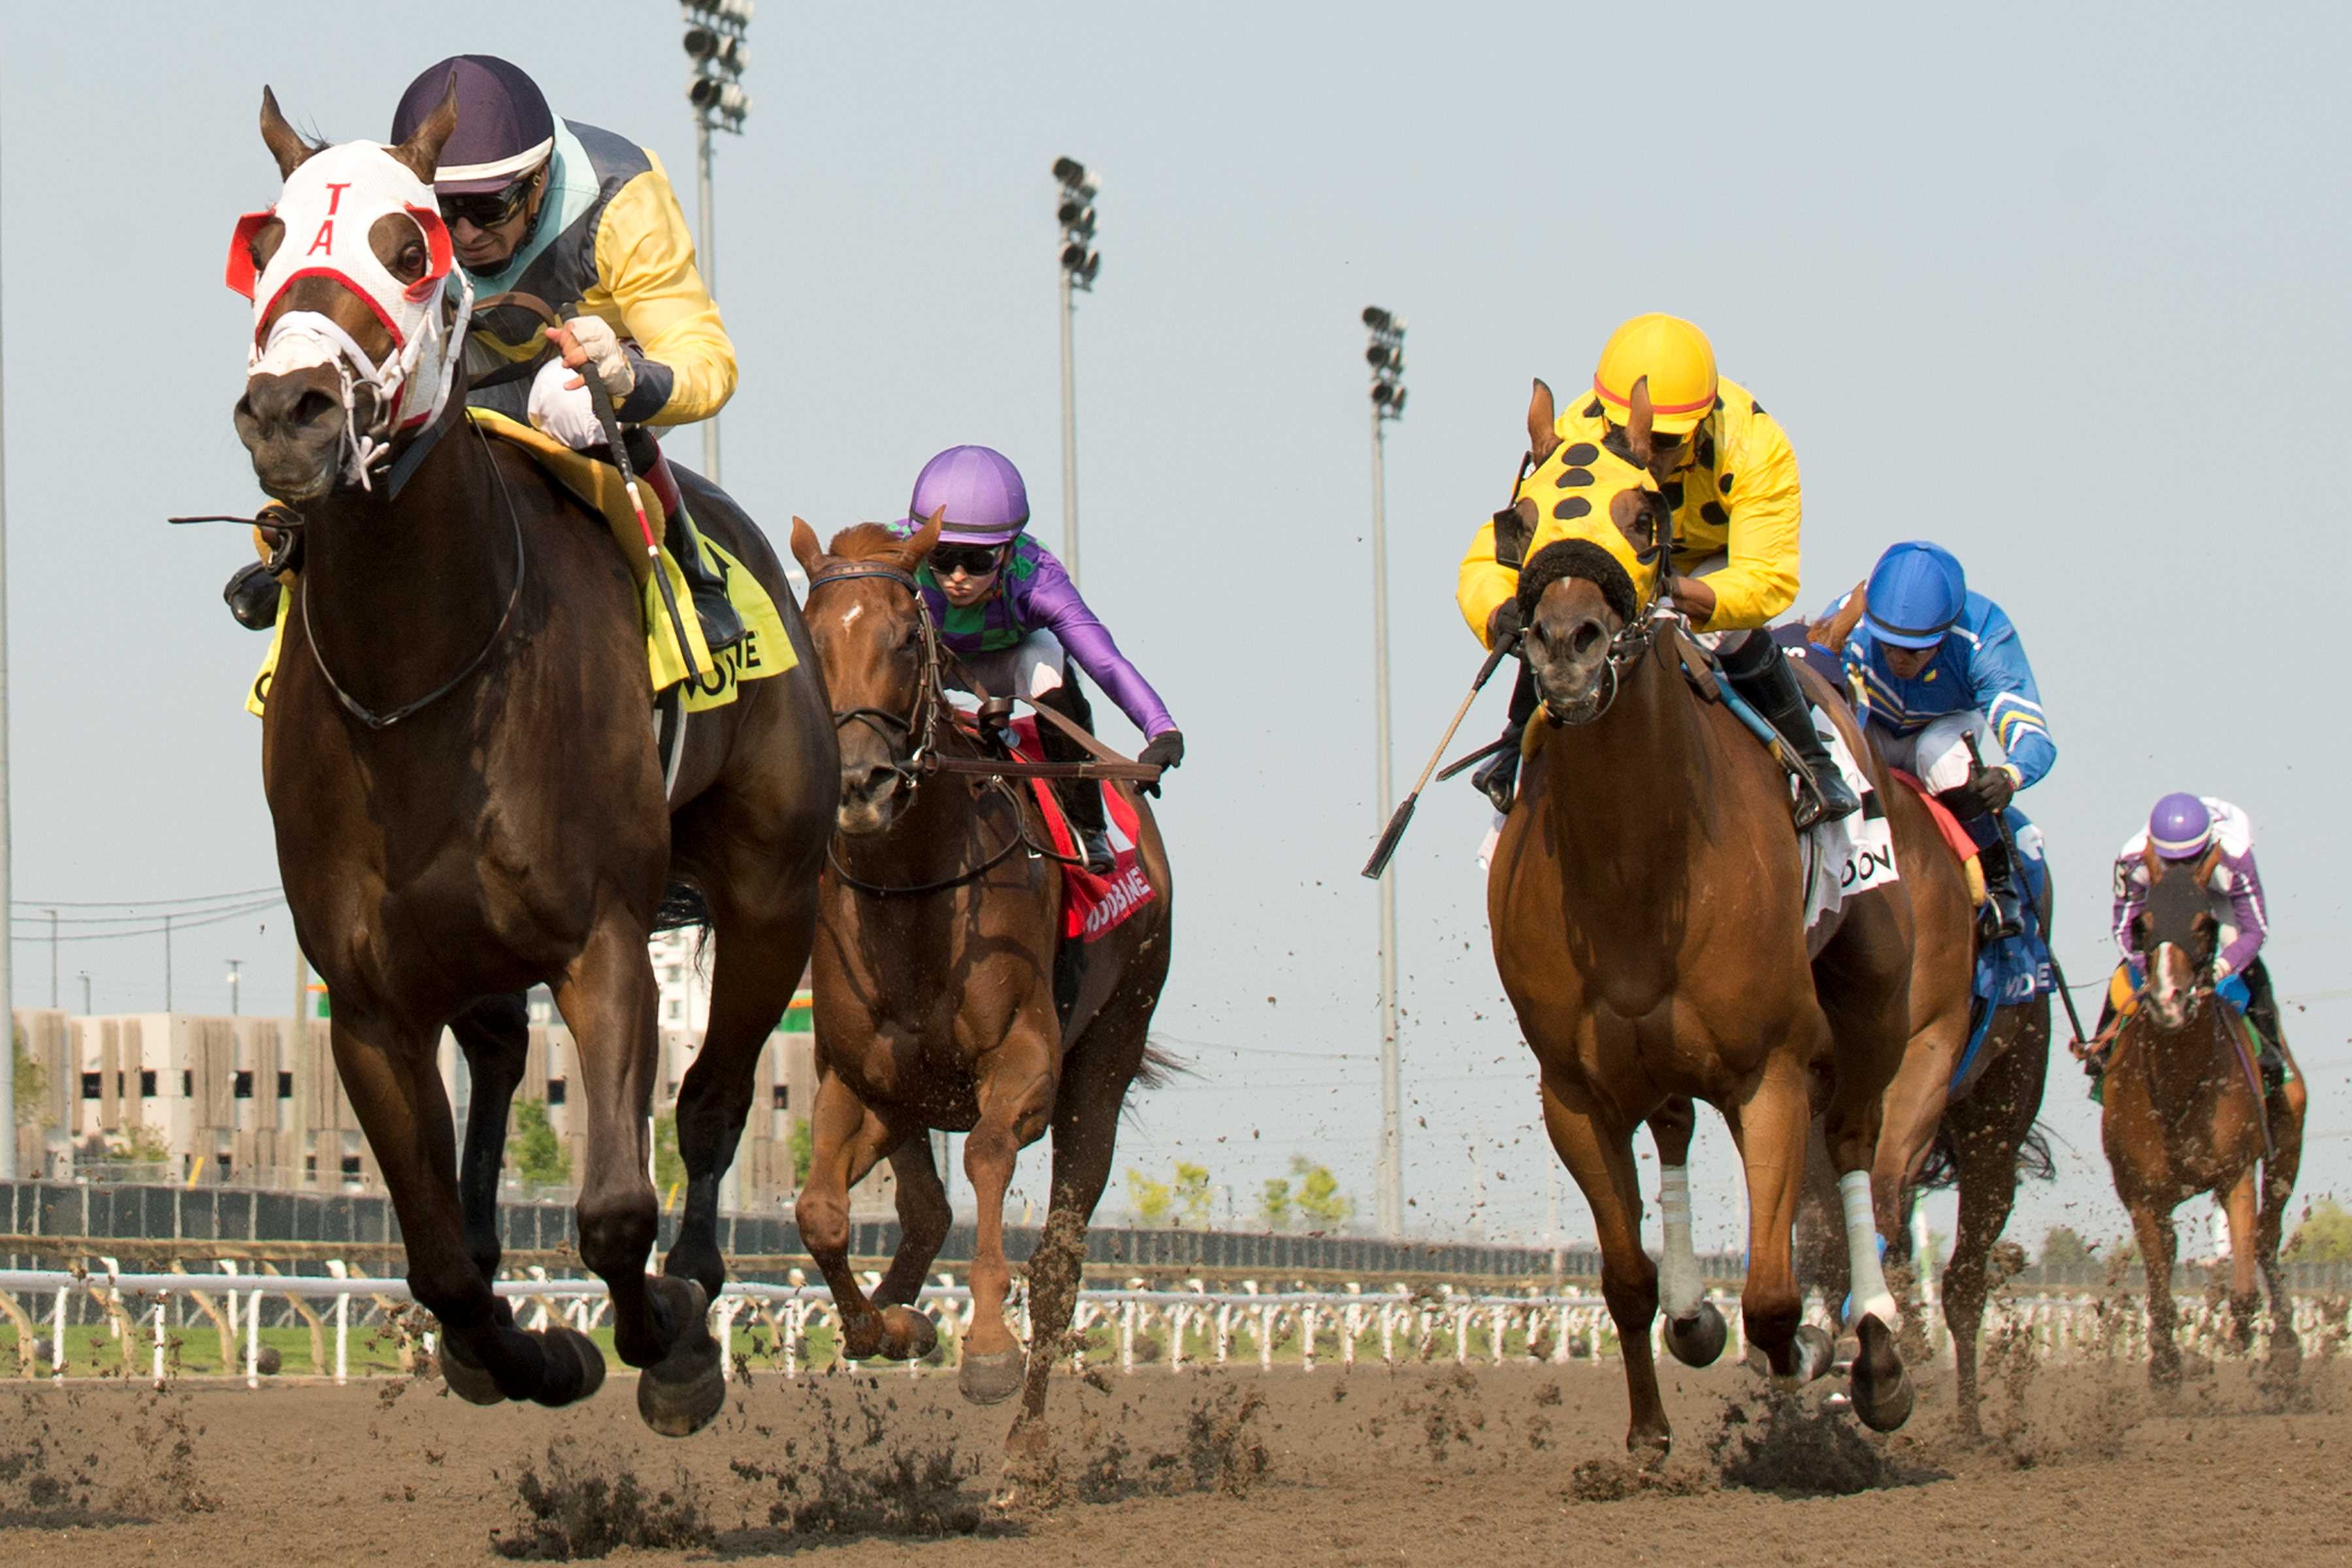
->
<box><xmin>331</xmin><ymin>1006</ymin><xmax>599</xmax><ymax>1410</ymax></box>
<box><xmin>1820</xmin><ymin>1019</ymin><xmax>1914</xmax><ymax>1433</ymax></box>
<box><xmin>1940</xmin><ymin>1096</ymin><xmax>2027</xmax><ymax>1441</ymax></box>
<box><xmin>795</xmin><ymin>1080</ymin><xmax>929</xmax><ymax>1361</ymax></box>
<box><xmin>2129</xmin><ymin>1197</ymin><xmax>2183</xmax><ymax>1393</ymax></box>
<box><xmin>666</xmin><ymin>900</ymin><xmax>816</xmax><ymax>1299</ymax></box>
<box><xmin>959</xmin><ymin>1021</ymin><xmax>1058</xmax><ymax>1408</ymax></box>
<box><xmin>873</xmin><ymin>1134</ymin><xmax>953</xmax><ymax>1311</ymax></box>
<box><xmin>1729</xmin><ymin>1055</ymin><xmax>1832</xmax><ymax>1391</ymax></box>
<box><xmin>558</xmin><ymin>914</ymin><xmax>717</xmax><ymax>1435</ymax></box>
<box><xmin>1646</xmin><ymin>1097</ymin><xmax>1725</xmax><ymax>1366</ymax></box>
<box><xmin>2220</xmin><ymin>1169</ymin><xmax>2262</xmax><ymax>1350</ymax></box>
<box><xmin>1541</xmin><ymin>1075</ymin><xmax>1670</xmax><ymax>1462</ymax></box>
<box><xmin>448</xmin><ymin>992</ymin><xmax>528</xmax><ymax>1284</ymax></box>
<box><xmin>2259</xmin><ymin>1077</ymin><xmax>2308</xmax><ymax>1369</ymax></box>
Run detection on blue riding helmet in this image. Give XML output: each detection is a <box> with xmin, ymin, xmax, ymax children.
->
<box><xmin>1863</xmin><ymin>540</ymin><xmax>1968</xmax><ymax>649</ymax></box>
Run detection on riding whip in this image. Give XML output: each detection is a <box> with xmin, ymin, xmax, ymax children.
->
<box><xmin>576</xmin><ymin>361</ymin><xmax>707</xmax><ymax>685</ymax></box>
<box><xmin>1360</xmin><ymin>632</ymin><xmax>1519</xmax><ymax>881</ymax></box>
<box><xmin>1962</xmin><ymin>732</ymin><xmax>2091</xmax><ymax>1047</ymax></box>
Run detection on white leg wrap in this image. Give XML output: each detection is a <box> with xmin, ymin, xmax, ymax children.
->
<box><xmin>1840</xmin><ymin>1170</ymin><xmax>1899</xmax><ymax>1331</ymax></box>
<box><xmin>1657</xmin><ymin>1165</ymin><xmax>1703</xmax><ymax>1319</ymax></box>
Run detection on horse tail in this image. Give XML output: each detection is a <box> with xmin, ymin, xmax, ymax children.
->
<box><xmin>1913</xmin><ymin>1118</ymin><xmax>2057</xmax><ymax>1192</ymax></box>
<box><xmin>1132</xmin><ymin>1039</ymin><xmax>1184</xmax><ymax>1092</ymax></box>
<box><xmin>651</xmin><ymin>882</ymin><xmax>714</xmax><ymax>989</ymax></box>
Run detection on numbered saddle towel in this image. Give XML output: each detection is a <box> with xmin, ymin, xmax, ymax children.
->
<box><xmin>247</xmin><ymin>409</ymin><xmax>794</xmax><ymax>717</ymax></box>
<box><xmin>1002</xmin><ymin>717</ymin><xmax>1158</xmax><ymax>943</ymax></box>
<box><xmin>1798</xmin><ymin>711</ymin><xmax>1898</xmax><ymax>957</ymax></box>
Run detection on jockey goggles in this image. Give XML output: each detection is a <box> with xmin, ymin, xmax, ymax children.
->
<box><xmin>438</xmin><ymin>168</ymin><xmax>540</xmax><ymax>231</ymax></box>
<box><xmin>930</xmin><ymin>544</ymin><xmax>1005</xmax><ymax>578</ymax></box>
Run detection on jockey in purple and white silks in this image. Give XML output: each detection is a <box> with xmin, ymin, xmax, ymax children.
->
<box><xmin>1825</xmin><ymin>540</ymin><xmax>2053</xmax><ymax>938</ymax></box>
<box><xmin>2102</xmin><ymin>793</ymin><xmax>2286</xmax><ymax>1085</ymax></box>
<box><xmin>886</xmin><ymin>445</ymin><xmax>1183</xmax><ymax>873</ymax></box>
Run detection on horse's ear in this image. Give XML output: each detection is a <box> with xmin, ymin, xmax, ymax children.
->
<box><xmin>1527</xmin><ymin>378</ymin><xmax>1560</xmax><ymax>465</ymax></box>
<box><xmin>259</xmin><ymin>87</ymin><xmax>318</xmax><ymax>180</ymax></box>
<box><xmin>896</xmin><ymin>507</ymin><xmax>945</xmax><ymax>569</ymax></box>
<box><xmin>1624</xmin><ymin>376</ymin><xmax>1660</xmax><ymax>475</ymax></box>
<box><xmin>788</xmin><ymin>517</ymin><xmax>826</xmax><ymax>577</ymax></box>
<box><xmin>2195</xmin><ymin>843</ymin><xmax>2223</xmax><ymax>890</ymax></box>
<box><xmin>387</xmin><ymin>76</ymin><xmax>460</xmax><ymax>187</ymax></box>
<box><xmin>1808</xmin><ymin>581</ymin><xmax>1869</xmax><ymax>650</ymax></box>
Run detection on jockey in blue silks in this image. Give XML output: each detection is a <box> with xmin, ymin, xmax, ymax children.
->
<box><xmin>1823</xmin><ymin>541</ymin><xmax>2055</xmax><ymax>936</ymax></box>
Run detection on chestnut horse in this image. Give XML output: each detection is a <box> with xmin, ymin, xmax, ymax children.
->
<box><xmin>2102</xmin><ymin>849</ymin><xmax>2306</xmax><ymax>1390</ymax></box>
<box><xmin>1486</xmin><ymin>380</ymin><xmax>1916</xmax><ymax>1460</ymax></box>
<box><xmin>787</xmin><ymin>516</ymin><xmax>1173</xmax><ymax>1454</ymax></box>
<box><xmin>231</xmin><ymin>90</ymin><xmax>835</xmax><ymax>1434</ymax></box>
<box><xmin>1797</xmin><ymin>802</ymin><xmax>2052</xmax><ymax>1439</ymax></box>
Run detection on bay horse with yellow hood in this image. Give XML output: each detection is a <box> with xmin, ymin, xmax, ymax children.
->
<box><xmin>1469</xmin><ymin>379</ymin><xmax>1917</xmax><ymax>1460</ymax></box>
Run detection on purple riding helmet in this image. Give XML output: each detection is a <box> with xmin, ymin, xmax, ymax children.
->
<box><xmin>909</xmin><ymin>445</ymin><xmax>1029</xmax><ymax>545</ymax></box>
<box><xmin>2148</xmin><ymin>792</ymin><xmax>2213</xmax><ymax>860</ymax></box>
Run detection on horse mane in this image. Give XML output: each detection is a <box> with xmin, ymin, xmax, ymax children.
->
<box><xmin>825</xmin><ymin>521</ymin><xmax>909</xmax><ymax>561</ymax></box>
<box><xmin>1519</xmin><ymin>538</ymin><xmax>1638</xmax><ymax>625</ymax></box>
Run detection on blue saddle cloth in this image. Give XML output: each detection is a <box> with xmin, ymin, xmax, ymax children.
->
<box><xmin>1950</xmin><ymin>809</ymin><xmax>2053</xmax><ymax>1099</ymax></box>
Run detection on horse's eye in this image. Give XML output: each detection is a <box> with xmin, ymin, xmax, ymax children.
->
<box><xmin>399</xmin><ymin>244</ymin><xmax>425</xmax><ymax>278</ymax></box>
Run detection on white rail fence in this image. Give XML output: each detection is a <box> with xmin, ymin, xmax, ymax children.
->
<box><xmin>0</xmin><ymin>1267</ymin><xmax>2339</xmax><ymax>1390</ymax></box>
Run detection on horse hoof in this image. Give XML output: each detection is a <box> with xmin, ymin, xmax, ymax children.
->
<box><xmin>959</xmin><ymin>1347</ymin><xmax>1026</xmax><ymax>1407</ymax></box>
<box><xmin>1663</xmin><ymin>1301</ymin><xmax>1727</xmax><ymax>1368</ymax></box>
<box><xmin>881</xmin><ymin>1305</ymin><xmax>939</xmax><ymax>1363</ymax></box>
<box><xmin>1849</xmin><ymin>1362</ymin><xmax>1915</xmax><ymax>1433</ymax></box>
<box><xmin>531</xmin><ymin>1326</ymin><xmax>607</xmax><ymax>1408</ymax></box>
<box><xmin>636</xmin><ymin>1278</ymin><xmax>724</xmax><ymax>1438</ymax></box>
<box><xmin>438</xmin><ymin>1335</ymin><xmax>506</xmax><ymax>1407</ymax></box>
<box><xmin>1770</xmin><ymin>1324</ymin><xmax>1835</xmax><ymax>1390</ymax></box>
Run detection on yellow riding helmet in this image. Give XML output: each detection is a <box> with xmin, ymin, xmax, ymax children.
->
<box><xmin>1592</xmin><ymin>314</ymin><xmax>1718</xmax><ymax>436</ymax></box>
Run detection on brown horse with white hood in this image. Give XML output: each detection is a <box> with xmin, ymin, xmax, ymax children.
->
<box><xmin>1479</xmin><ymin>378</ymin><xmax>1918</xmax><ymax>1460</ymax></box>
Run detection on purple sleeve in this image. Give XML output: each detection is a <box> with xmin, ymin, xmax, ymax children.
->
<box><xmin>2217</xmin><ymin>853</ymin><xmax>2268</xmax><ymax>976</ymax></box>
<box><xmin>1016</xmin><ymin>547</ymin><xmax>1177</xmax><ymax>738</ymax></box>
<box><xmin>2111</xmin><ymin>855</ymin><xmax>2144</xmax><ymax>960</ymax></box>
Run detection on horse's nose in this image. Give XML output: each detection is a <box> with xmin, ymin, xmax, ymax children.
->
<box><xmin>238</xmin><ymin>372</ymin><xmax>340</xmax><ymax>442</ymax></box>
<box><xmin>1537</xmin><ymin>612</ymin><xmax>1609</xmax><ymax>662</ymax></box>
<box><xmin>841</xmin><ymin>762</ymin><xmax>900</xmax><ymax>807</ymax></box>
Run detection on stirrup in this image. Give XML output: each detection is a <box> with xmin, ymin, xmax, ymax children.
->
<box><xmin>1471</xmin><ymin>744</ymin><xmax>1522</xmax><ymax>816</ymax></box>
<box><xmin>1079</xmin><ymin>826</ymin><xmax>1115</xmax><ymax>876</ymax></box>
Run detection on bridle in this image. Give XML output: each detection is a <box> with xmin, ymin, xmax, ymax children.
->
<box><xmin>1533</xmin><ymin>503</ymin><xmax>1674</xmax><ymax>729</ymax></box>
<box><xmin>805</xmin><ymin>557</ymin><xmax>1054</xmax><ymax>898</ymax></box>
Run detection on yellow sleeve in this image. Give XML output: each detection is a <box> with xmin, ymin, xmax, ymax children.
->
<box><xmin>587</xmin><ymin>156</ymin><xmax>738</xmax><ymax>426</ymax></box>
<box><xmin>1697</xmin><ymin>412</ymin><xmax>1801</xmax><ymax>632</ymax></box>
<box><xmin>1458</xmin><ymin>519</ymin><xmax>1517</xmax><ymax>649</ymax></box>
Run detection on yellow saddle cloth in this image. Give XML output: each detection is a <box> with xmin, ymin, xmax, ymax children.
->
<box><xmin>248</xmin><ymin>410</ymin><xmax>794</xmax><ymax>717</ymax></box>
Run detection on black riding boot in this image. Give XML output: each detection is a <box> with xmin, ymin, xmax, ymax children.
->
<box><xmin>1037</xmin><ymin>678</ymin><xmax>1115</xmax><ymax>874</ymax></box>
<box><xmin>225</xmin><ymin>560</ymin><xmax>284</xmax><ymax>630</ymax></box>
<box><xmin>2086</xmin><ymin>994</ymin><xmax>2117</xmax><ymax>1102</ymax></box>
<box><xmin>1719</xmin><ymin>634</ymin><xmax>1861</xmax><ymax>828</ymax></box>
<box><xmin>1469</xmin><ymin>664</ymin><xmax>1539</xmax><ymax>815</ymax></box>
<box><xmin>2242</xmin><ymin>958</ymin><xmax>2289</xmax><ymax>1092</ymax></box>
<box><xmin>1931</xmin><ymin>788</ymin><xmax>2025</xmax><ymax>940</ymax></box>
<box><xmin>623</xmin><ymin>428</ymin><xmax>743</xmax><ymax>655</ymax></box>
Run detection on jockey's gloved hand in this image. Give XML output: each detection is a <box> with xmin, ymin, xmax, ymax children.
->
<box><xmin>555</xmin><ymin>316</ymin><xmax>635</xmax><ymax>399</ymax></box>
<box><xmin>1137</xmin><ymin>729</ymin><xmax>1184</xmax><ymax>795</ymax></box>
<box><xmin>1968</xmin><ymin>762</ymin><xmax>2017</xmax><ymax>817</ymax></box>
<box><xmin>1488</xmin><ymin>599</ymin><xmax>1526</xmax><ymax>648</ymax></box>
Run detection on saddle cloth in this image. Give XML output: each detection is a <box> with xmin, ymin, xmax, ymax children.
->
<box><xmin>1002</xmin><ymin>717</ymin><xmax>1157</xmax><ymax>943</ymax></box>
<box><xmin>247</xmin><ymin>410</ymin><xmax>794</xmax><ymax>717</ymax></box>
<box><xmin>1798</xmin><ymin>711</ymin><xmax>1899</xmax><ymax>958</ymax></box>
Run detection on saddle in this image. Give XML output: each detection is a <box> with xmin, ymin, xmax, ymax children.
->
<box><xmin>976</xmin><ymin>715</ymin><xmax>1158</xmax><ymax>943</ymax></box>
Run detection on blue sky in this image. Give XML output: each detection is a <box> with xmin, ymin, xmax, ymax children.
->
<box><xmin>3</xmin><ymin>1</ymin><xmax>2347</xmax><ymax>1252</ymax></box>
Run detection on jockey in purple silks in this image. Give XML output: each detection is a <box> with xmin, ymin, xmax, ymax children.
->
<box><xmin>2097</xmin><ymin>792</ymin><xmax>2287</xmax><ymax>1089</ymax></box>
<box><xmin>887</xmin><ymin>445</ymin><xmax>1183</xmax><ymax>873</ymax></box>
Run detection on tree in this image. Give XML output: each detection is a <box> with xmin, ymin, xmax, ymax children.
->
<box><xmin>651</xmin><ymin>1112</ymin><xmax>685</xmax><ymax>1196</ymax></box>
<box><xmin>112</xmin><ymin>1123</ymin><xmax>170</xmax><ymax>1166</ymax></box>
<box><xmin>2039</xmin><ymin>1225</ymin><xmax>2095</xmax><ymax>1267</ymax></box>
<box><xmin>1291</xmin><ymin>1158</ymin><xmax>1354</xmax><ymax>1230</ymax></box>
<box><xmin>788</xmin><ymin>1117</ymin><xmax>814</xmax><ymax>1187</ymax></box>
<box><xmin>12</xmin><ymin>1024</ymin><xmax>45</xmax><ymax>1129</ymax></box>
<box><xmin>507</xmin><ymin>1098</ymin><xmax>570</xmax><ymax>1185</ymax></box>
<box><xmin>1260</xmin><ymin>1177</ymin><xmax>1293</xmax><ymax>1232</ymax></box>
<box><xmin>1125</xmin><ymin>1168</ymin><xmax>1171</xmax><ymax>1226</ymax></box>
<box><xmin>2286</xmin><ymin>1199</ymin><xmax>2352</xmax><ymax>1263</ymax></box>
<box><xmin>1173</xmin><ymin>1162</ymin><xmax>1213</xmax><ymax>1228</ymax></box>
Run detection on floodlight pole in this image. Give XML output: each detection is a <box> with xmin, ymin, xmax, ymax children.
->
<box><xmin>697</xmin><ymin>118</ymin><xmax>718</xmax><ymax>482</ymax></box>
<box><xmin>0</xmin><ymin>110</ymin><xmax>12</xmax><ymax>1173</ymax></box>
<box><xmin>1369</xmin><ymin>402</ymin><xmax>1399</xmax><ymax>1237</ymax></box>
<box><xmin>1058</xmin><ymin>264</ymin><xmax>1079</xmax><ymax>581</ymax></box>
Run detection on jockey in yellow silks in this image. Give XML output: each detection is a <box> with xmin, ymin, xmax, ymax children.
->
<box><xmin>1455</xmin><ymin>312</ymin><xmax>1859</xmax><ymax>825</ymax></box>
<box><xmin>225</xmin><ymin>53</ymin><xmax>742</xmax><ymax>652</ymax></box>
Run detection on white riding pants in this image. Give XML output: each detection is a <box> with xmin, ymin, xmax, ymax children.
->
<box><xmin>1880</xmin><ymin>709</ymin><xmax>2007</xmax><ymax>794</ymax></box>
<box><xmin>948</xmin><ymin>629</ymin><xmax>1068</xmax><ymax>705</ymax></box>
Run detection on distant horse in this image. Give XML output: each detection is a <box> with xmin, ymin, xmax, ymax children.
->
<box><xmin>787</xmin><ymin>515</ymin><xmax>1173</xmax><ymax>1456</ymax></box>
<box><xmin>231</xmin><ymin>88</ymin><xmax>835</xmax><ymax>1434</ymax></box>
<box><xmin>1796</xmin><ymin>788</ymin><xmax>2052</xmax><ymax>1439</ymax></box>
<box><xmin>2102</xmin><ymin>847</ymin><xmax>2306</xmax><ymax>1390</ymax></box>
<box><xmin>1486</xmin><ymin>378</ymin><xmax>1916</xmax><ymax>1460</ymax></box>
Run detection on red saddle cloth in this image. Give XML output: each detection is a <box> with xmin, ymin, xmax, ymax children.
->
<box><xmin>1003</xmin><ymin>717</ymin><xmax>1157</xmax><ymax>943</ymax></box>
<box><xmin>1893</xmin><ymin>770</ymin><xmax>1980</xmax><ymax>869</ymax></box>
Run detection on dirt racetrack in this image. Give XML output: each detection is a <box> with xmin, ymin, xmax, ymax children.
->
<box><xmin>1</xmin><ymin>1344</ymin><xmax>2343</xmax><ymax>1566</ymax></box>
